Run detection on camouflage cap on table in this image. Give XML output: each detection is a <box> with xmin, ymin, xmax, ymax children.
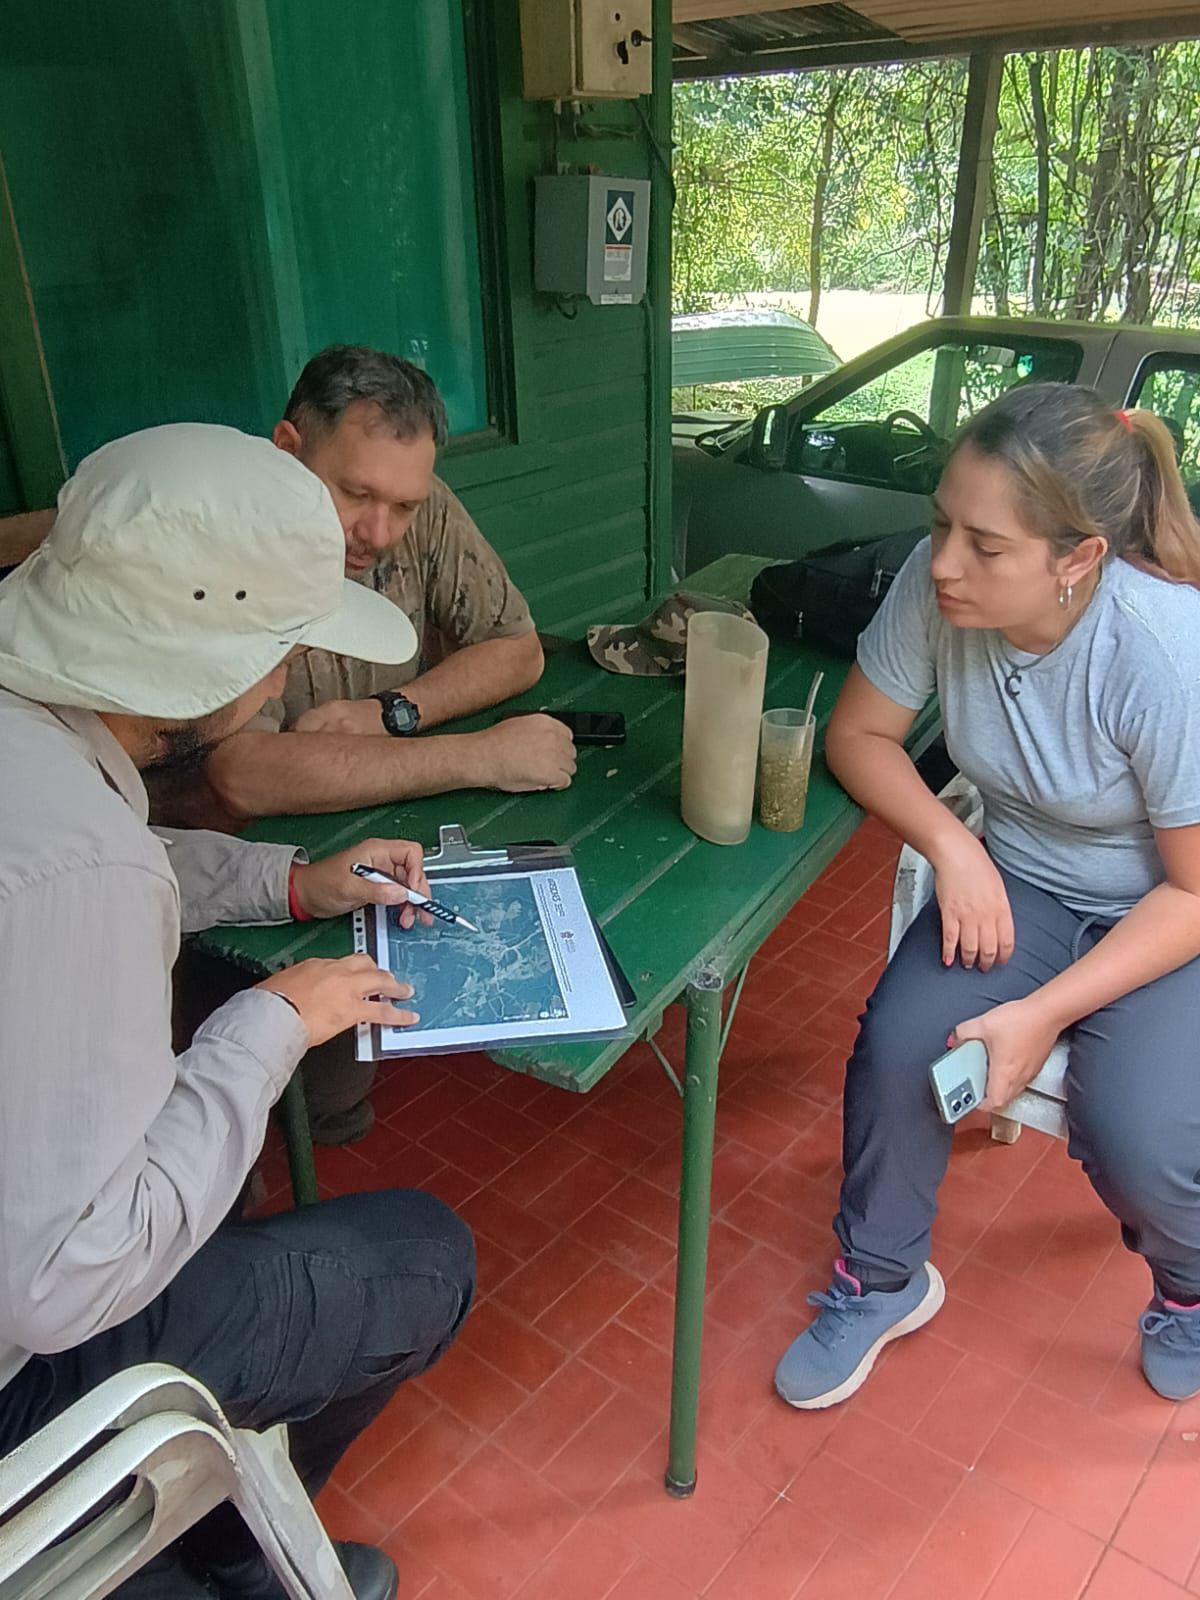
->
<box><xmin>587</xmin><ymin>590</ymin><xmax>756</xmax><ymax>676</ymax></box>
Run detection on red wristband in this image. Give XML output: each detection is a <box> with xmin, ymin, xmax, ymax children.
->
<box><xmin>287</xmin><ymin>864</ymin><xmax>313</xmax><ymax>922</ymax></box>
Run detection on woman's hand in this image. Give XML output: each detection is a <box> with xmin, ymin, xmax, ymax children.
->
<box><xmin>951</xmin><ymin>997</ymin><xmax>1061</xmax><ymax>1111</ymax></box>
<box><xmin>291</xmin><ymin>837</ymin><xmax>432</xmax><ymax>926</ymax></box>
<box><xmin>929</xmin><ymin>831</ymin><xmax>1015</xmax><ymax>971</ymax></box>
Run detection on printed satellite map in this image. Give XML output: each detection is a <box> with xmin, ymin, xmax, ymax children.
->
<box><xmin>385</xmin><ymin>876</ymin><xmax>568</xmax><ymax>1031</ymax></box>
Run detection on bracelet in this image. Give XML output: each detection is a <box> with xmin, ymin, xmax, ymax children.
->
<box><xmin>287</xmin><ymin>864</ymin><xmax>313</xmax><ymax>922</ymax></box>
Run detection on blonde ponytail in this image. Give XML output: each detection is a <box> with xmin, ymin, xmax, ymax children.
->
<box><xmin>1125</xmin><ymin>409</ymin><xmax>1200</xmax><ymax>588</ymax></box>
<box><xmin>956</xmin><ymin>383</ymin><xmax>1200</xmax><ymax>589</ymax></box>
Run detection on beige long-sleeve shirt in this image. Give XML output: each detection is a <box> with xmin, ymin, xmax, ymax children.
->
<box><xmin>0</xmin><ymin>688</ymin><xmax>308</xmax><ymax>1390</ymax></box>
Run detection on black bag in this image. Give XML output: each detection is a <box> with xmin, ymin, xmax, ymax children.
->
<box><xmin>750</xmin><ymin>526</ymin><xmax>928</xmax><ymax>658</ymax></box>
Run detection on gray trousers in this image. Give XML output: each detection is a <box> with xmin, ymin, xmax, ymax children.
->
<box><xmin>836</xmin><ymin>865</ymin><xmax>1200</xmax><ymax>1300</ymax></box>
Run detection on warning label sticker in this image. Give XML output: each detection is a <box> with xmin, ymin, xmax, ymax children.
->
<box><xmin>604</xmin><ymin>246</ymin><xmax>632</xmax><ymax>281</ymax></box>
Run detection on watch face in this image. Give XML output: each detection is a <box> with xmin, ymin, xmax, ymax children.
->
<box><xmin>379</xmin><ymin>692</ymin><xmax>420</xmax><ymax>736</ymax></box>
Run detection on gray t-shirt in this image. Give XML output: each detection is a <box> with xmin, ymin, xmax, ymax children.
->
<box><xmin>857</xmin><ymin>539</ymin><xmax>1200</xmax><ymax>919</ymax></box>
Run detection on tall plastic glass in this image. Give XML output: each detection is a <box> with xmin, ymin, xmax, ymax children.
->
<box><xmin>759</xmin><ymin>708</ymin><xmax>816</xmax><ymax>832</ymax></box>
<box><xmin>680</xmin><ymin>611</ymin><xmax>769</xmax><ymax>845</ymax></box>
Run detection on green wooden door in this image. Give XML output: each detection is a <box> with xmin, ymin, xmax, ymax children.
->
<box><xmin>0</xmin><ymin>0</ymin><xmax>489</xmax><ymax>471</ymax></box>
<box><xmin>0</xmin><ymin>419</ymin><xmax>22</xmax><ymax>517</ymax></box>
<box><xmin>0</xmin><ymin>149</ymin><xmax>65</xmax><ymax>512</ymax></box>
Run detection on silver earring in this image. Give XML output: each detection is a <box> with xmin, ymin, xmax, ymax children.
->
<box><xmin>1059</xmin><ymin>583</ymin><xmax>1074</xmax><ymax>609</ymax></box>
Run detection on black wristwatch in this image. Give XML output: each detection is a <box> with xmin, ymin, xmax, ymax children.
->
<box><xmin>373</xmin><ymin>690</ymin><xmax>422</xmax><ymax>737</ymax></box>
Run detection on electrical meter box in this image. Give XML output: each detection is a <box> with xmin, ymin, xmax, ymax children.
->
<box><xmin>534</xmin><ymin>174</ymin><xmax>651</xmax><ymax>305</ymax></box>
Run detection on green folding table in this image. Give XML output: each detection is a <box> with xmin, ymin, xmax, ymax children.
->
<box><xmin>196</xmin><ymin>554</ymin><xmax>939</xmax><ymax>1496</ymax></box>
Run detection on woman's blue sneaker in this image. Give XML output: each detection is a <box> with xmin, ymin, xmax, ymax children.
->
<box><xmin>1140</xmin><ymin>1293</ymin><xmax>1200</xmax><ymax>1401</ymax></box>
<box><xmin>775</xmin><ymin>1259</ymin><xmax>945</xmax><ymax>1409</ymax></box>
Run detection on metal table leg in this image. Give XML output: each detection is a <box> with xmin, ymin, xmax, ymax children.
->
<box><xmin>279</xmin><ymin>1073</ymin><xmax>319</xmax><ymax>1207</ymax></box>
<box><xmin>665</xmin><ymin>965</ymin><xmax>723</xmax><ymax>1497</ymax></box>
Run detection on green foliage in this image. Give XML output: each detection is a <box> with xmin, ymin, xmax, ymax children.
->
<box><xmin>673</xmin><ymin>43</ymin><xmax>1200</xmax><ymax>329</ymax></box>
<box><xmin>673</xmin><ymin>63</ymin><xmax>964</xmax><ymax>315</ymax></box>
<box><xmin>986</xmin><ymin>45</ymin><xmax>1200</xmax><ymax>324</ymax></box>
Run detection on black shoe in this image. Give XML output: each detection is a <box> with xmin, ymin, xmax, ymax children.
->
<box><xmin>334</xmin><ymin>1544</ymin><xmax>399</xmax><ymax>1600</ymax></box>
<box><xmin>309</xmin><ymin>1099</ymin><xmax>374</xmax><ymax>1146</ymax></box>
<box><xmin>209</xmin><ymin>1540</ymin><xmax>397</xmax><ymax>1600</ymax></box>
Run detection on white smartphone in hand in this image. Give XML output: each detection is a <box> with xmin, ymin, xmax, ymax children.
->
<box><xmin>929</xmin><ymin>1039</ymin><xmax>989</xmax><ymax>1125</ymax></box>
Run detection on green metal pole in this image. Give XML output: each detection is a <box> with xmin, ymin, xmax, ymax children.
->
<box><xmin>279</xmin><ymin>1073</ymin><xmax>319</xmax><ymax>1207</ymax></box>
<box><xmin>665</xmin><ymin>963</ymin><xmax>724</xmax><ymax>1497</ymax></box>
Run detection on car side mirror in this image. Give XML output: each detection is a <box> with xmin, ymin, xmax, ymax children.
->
<box><xmin>748</xmin><ymin>404</ymin><xmax>789</xmax><ymax>472</ymax></box>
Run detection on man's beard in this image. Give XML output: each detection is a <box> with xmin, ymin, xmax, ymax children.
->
<box><xmin>141</xmin><ymin>724</ymin><xmax>221</xmax><ymax>778</ymax></box>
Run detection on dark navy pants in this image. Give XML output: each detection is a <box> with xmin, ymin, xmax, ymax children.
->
<box><xmin>0</xmin><ymin>1190</ymin><xmax>474</xmax><ymax>1585</ymax></box>
<box><xmin>836</xmin><ymin>866</ymin><xmax>1200</xmax><ymax>1301</ymax></box>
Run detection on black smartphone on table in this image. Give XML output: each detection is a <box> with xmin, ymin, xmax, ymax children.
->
<box><xmin>549</xmin><ymin>711</ymin><xmax>626</xmax><ymax>746</ymax></box>
<box><xmin>501</xmin><ymin>710</ymin><xmax>626</xmax><ymax>747</ymax></box>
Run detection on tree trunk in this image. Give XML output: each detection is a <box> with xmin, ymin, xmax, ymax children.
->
<box><xmin>807</xmin><ymin>78</ymin><xmax>845</xmax><ymax>327</ymax></box>
<box><xmin>1072</xmin><ymin>50</ymin><xmax>1139</xmax><ymax>321</ymax></box>
<box><xmin>1027</xmin><ymin>56</ymin><xmax>1051</xmax><ymax>314</ymax></box>
<box><xmin>1120</xmin><ymin>50</ymin><xmax>1159</xmax><ymax>323</ymax></box>
<box><xmin>980</xmin><ymin>171</ymin><xmax>1012</xmax><ymax>317</ymax></box>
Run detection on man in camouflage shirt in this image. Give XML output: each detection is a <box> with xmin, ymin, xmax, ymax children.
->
<box><xmin>189</xmin><ymin>347</ymin><xmax>575</xmax><ymax>1143</ymax></box>
<box><xmin>200</xmin><ymin>345</ymin><xmax>576</xmax><ymax>825</ymax></box>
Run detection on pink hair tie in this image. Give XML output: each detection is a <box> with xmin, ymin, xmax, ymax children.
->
<box><xmin>1117</xmin><ymin>409</ymin><xmax>1134</xmax><ymax>433</ymax></box>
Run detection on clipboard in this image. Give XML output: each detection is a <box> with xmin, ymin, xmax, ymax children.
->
<box><xmin>500</xmin><ymin>837</ymin><xmax>636</xmax><ymax>1008</ymax></box>
<box><xmin>354</xmin><ymin>824</ymin><xmax>635</xmax><ymax>1060</ymax></box>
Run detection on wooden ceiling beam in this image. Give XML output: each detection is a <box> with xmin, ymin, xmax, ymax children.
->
<box><xmin>852</xmin><ymin>0</ymin><xmax>1200</xmax><ymax>37</ymax></box>
<box><xmin>673</xmin><ymin>0</ymin><xmax>810</xmax><ymax>19</ymax></box>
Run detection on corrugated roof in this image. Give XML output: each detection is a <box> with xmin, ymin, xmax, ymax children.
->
<box><xmin>674</xmin><ymin>0</ymin><xmax>1200</xmax><ymax>72</ymax></box>
<box><xmin>673</xmin><ymin>5</ymin><xmax>889</xmax><ymax>63</ymax></box>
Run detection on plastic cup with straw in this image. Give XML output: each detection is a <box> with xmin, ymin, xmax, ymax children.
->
<box><xmin>759</xmin><ymin>669</ymin><xmax>824</xmax><ymax>833</ymax></box>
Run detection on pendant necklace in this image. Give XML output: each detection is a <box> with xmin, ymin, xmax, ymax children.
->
<box><xmin>1000</xmin><ymin>572</ymin><xmax>1100</xmax><ymax>700</ymax></box>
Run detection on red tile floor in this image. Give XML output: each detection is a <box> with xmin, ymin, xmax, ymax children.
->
<box><xmin>256</xmin><ymin>819</ymin><xmax>1200</xmax><ymax>1600</ymax></box>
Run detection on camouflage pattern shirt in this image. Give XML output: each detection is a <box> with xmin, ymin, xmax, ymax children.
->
<box><xmin>254</xmin><ymin>475</ymin><xmax>534</xmax><ymax>731</ymax></box>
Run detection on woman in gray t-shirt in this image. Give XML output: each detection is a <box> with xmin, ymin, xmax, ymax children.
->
<box><xmin>775</xmin><ymin>382</ymin><xmax>1200</xmax><ymax>1413</ymax></box>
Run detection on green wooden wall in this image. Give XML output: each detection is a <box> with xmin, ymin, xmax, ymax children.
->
<box><xmin>440</xmin><ymin>0</ymin><xmax>672</xmax><ymax>634</ymax></box>
<box><xmin>0</xmin><ymin>0</ymin><xmax>672</xmax><ymax>634</ymax></box>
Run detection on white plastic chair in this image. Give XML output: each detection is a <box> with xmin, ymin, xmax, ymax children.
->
<box><xmin>0</xmin><ymin>1364</ymin><xmax>355</xmax><ymax>1600</ymax></box>
<box><xmin>889</xmin><ymin>774</ymin><xmax>1069</xmax><ymax>1143</ymax></box>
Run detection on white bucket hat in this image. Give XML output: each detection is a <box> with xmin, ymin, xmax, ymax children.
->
<box><xmin>0</xmin><ymin>422</ymin><xmax>417</xmax><ymax>717</ymax></box>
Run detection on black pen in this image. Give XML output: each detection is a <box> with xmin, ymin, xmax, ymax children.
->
<box><xmin>350</xmin><ymin>863</ymin><xmax>480</xmax><ymax>933</ymax></box>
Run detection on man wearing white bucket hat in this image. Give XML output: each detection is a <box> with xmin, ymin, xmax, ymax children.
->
<box><xmin>0</xmin><ymin>425</ymin><xmax>474</xmax><ymax>1600</ymax></box>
